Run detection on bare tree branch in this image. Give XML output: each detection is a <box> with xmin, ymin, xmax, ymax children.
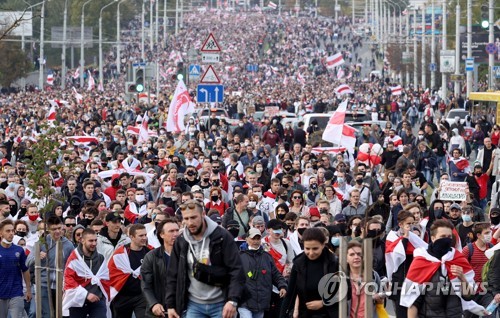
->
<box><xmin>0</xmin><ymin>8</ymin><xmax>35</xmax><ymax>42</ymax></box>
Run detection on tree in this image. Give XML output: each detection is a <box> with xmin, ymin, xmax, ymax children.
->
<box><xmin>0</xmin><ymin>40</ymin><xmax>32</xmax><ymax>87</ymax></box>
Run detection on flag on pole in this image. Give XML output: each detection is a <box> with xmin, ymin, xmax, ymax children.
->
<box><xmin>268</xmin><ymin>1</ymin><xmax>277</xmax><ymax>9</ymax></box>
<box><xmin>87</xmin><ymin>71</ymin><xmax>95</xmax><ymax>91</ymax></box>
<box><xmin>165</xmin><ymin>79</ymin><xmax>196</xmax><ymax>132</ymax></box>
<box><xmin>48</xmin><ymin>99</ymin><xmax>69</xmax><ymax>108</ymax></box>
<box><xmin>72</xmin><ymin>67</ymin><xmax>80</xmax><ymax>79</ymax></box>
<box><xmin>138</xmin><ymin>112</ymin><xmax>150</xmax><ymax>143</ymax></box>
<box><xmin>336</xmin><ymin>67</ymin><xmax>345</xmax><ymax>79</ymax></box>
<box><xmin>46</xmin><ymin>71</ymin><xmax>54</xmax><ymax>85</ymax></box>
<box><xmin>322</xmin><ymin>100</ymin><xmax>356</xmax><ymax>152</ymax></box>
<box><xmin>72</xmin><ymin>87</ymin><xmax>83</xmax><ymax>104</ymax></box>
<box><xmin>334</xmin><ymin>84</ymin><xmax>353</xmax><ymax>96</ymax></box>
<box><xmin>326</xmin><ymin>53</ymin><xmax>345</xmax><ymax>69</ymax></box>
<box><xmin>391</xmin><ymin>85</ymin><xmax>402</xmax><ymax>95</ymax></box>
<box><xmin>47</xmin><ymin>105</ymin><xmax>56</xmax><ymax>122</ymax></box>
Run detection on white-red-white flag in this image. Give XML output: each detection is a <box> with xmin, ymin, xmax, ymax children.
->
<box><xmin>322</xmin><ymin>100</ymin><xmax>356</xmax><ymax>152</ymax></box>
<box><xmin>268</xmin><ymin>1</ymin><xmax>277</xmax><ymax>9</ymax></box>
<box><xmin>385</xmin><ymin>231</ymin><xmax>427</xmax><ymax>282</ymax></box>
<box><xmin>48</xmin><ymin>99</ymin><xmax>69</xmax><ymax>108</ymax></box>
<box><xmin>336</xmin><ymin>68</ymin><xmax>345</xmax><ymax>79</ymax></box>
<box><xmin>47</xmin><ymin>106</ymin><xmax>56</xmax><ymax>122</ymax></box>
<box><xmin>72</xmin><ymin>67</ymin><xmax>80</xmax><ymax>79</ymax></box>
<box><xmin>46</xmin><ymin>73</ymin><xmax>54</xmax><ymax>85</ymax></box>
<box><xmin>391</xmin><ymin>85</ymin><xmax>402</xmax><ymax>96</ymax></box>
<box><xmin>165</xmin><ymin>79</ymin><xmax>195</xmax><ymax>133</ymax></box>
<box><xmin>138</xmin><ymin>112</ymin><xmax>150</xmax><ymax>143</ymax></box>
<box><xmin>334</xmin><ymin>84</ymin><xmax>353</xmax><ymax>95</ymax></box>
<box><xmin>326</xmin><ymin>53</ymin><xmax>345</xmax><ymax>69</ymax></box>
<box><xmin>87</xmin><ymin>71</ymin><xmax>95</xmax><ymax>91</ymax></box>
<box><xmin>72</xmin><ymin>87</ymin><xmax>83</xmax><ymax>104</ymax></box>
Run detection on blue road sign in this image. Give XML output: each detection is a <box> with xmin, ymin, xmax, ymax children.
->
<box><xmin>246</xmin><ymin>64</ymin><xmax>259</xmax><ymax>72</ymax></box>
<box><xmin>189</xmin><ymin>64</ymin><xmax>201</xmax><ymax>77</ymax></box>
<box><xmin>429</xmin><ymin>63</ymin><xmax>437</xmax><ymax>72</ymax></box>
<box><xmin>197</xmin><ymin>84</ymin><xmax>224</xmax><ymax>103</ymax></box>
<box><xmin>132</xmin><ymin>62</ymin><xmax>146</xmax><ymax>67</ymax></box>
<box><xmin>486</xmin><ymin>43</ymin><xmax>498</xmax><ymax>55</ymax></box>
<box><xmin>465</xmin><ymin>58</ymin><xmax>474</xmax><ymax>72</ymax></box>
<box><xmin>493</xmin><ymin>66</ymin><xmax>500</xmax><ymax>79</ymax></box>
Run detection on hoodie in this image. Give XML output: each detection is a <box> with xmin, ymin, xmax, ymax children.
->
<box><xmin>76</xmin><ymin>244</ymin><xmax>105</xmax><ymax>299</ymax></box>
<box><xmin>72</xmin><ymin>224</ymin><xmax>85</xmax><ymax>246</ymax></box>
<box><xmin>184</xmin><ymin>216</ymin><xmax>224</xmax><ymax>304</ymax></box>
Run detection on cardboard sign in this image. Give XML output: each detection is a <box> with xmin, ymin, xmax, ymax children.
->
<box><xmin>439</xmin><ymin>181</ymin><xmax>468</xmax><ymax>201</ymax></box>
<box><xmin>265</xmin><ymin>106</ymin><xmax>280</xmax><ymax>118</ymax></box>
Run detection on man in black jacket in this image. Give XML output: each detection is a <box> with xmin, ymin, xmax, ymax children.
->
<box><xmin>166</xmin><ymin>200</ymin><xmax>245</xmax><ymax>318</ymax></box>
<box><xmin>141</xmin><ymin>218</ymin><xmax>179</xmax><ymax>318</ymax></box>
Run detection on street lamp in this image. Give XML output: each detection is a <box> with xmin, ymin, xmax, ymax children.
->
<box><xmin>80</xmin><ymin>0</ymin><xmax>94</xmax><ymax>87</ymax></box>
<box><xmin>99</xmin><ymin>0</ymin><xmax>118</xmax><ymax>88</ymax></box>
<box><xmin>116</xmin><ymin>0</ymin><xmax>128</xmax><ymax>76</ymax></box>
<box><xmin>38</xmin><ymin>0</ymin><xmax>46</xmax><ymax>91</ymax></box>
<box><xmin>22</xmin><ymin>1</ymin><xmax>44</xmax><ymax>92</ymax></box>
<box><xmin>61</xmin><ymin>0</ymin><xmax>68</xmax><ymax>89</ymax></box>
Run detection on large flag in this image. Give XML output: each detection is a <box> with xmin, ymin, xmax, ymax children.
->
<box><xmin>72</xmin><ymin>67</ymin><xmax>80</xmax><ymax>79</ymax></box>
<box><xmin>391</xmin><ymin>85</ymin><xmax>403</xmax><ymax>96</ymax></box>
<box><xmin>165</xmin><ymin>79</ymin><xmax>195</xmax><ymax>133</ymax></box>
<box><xmin>48</xmin><ymin>99</ymin><xmax>69</xmax><ymax>108</ymax></box>
<box><xmin>72</xmin><ymin>87</ymin><xmax>83</xmax><ymax>104</ymax></box>
<box><xmin>108</xmin><ymin>245</ymin><xmax>143</xmax><ymax>302</ymax></box>
<box><xmin>47</xmin><ymin>106</ymin><xmax>56</xmax><ymax>122</ymax></box>
<box><xmin>87</xmin><ymin>71</ymin><xmax>95</xmax><ymax>91</ymax></box>
<box><xmin>385</xmin><ymin>231</ymin><xmax>427</xmax><ymax>282</ymax></box>
<box><xmin>326</xmin><ymin>53</ymin><xmax>345</xmax><ymax>69</ymax></box>
<box><xmin>268</xmin><ymin>1</ymin><xmax>277</xmax><ymax>8</ymax></box>
<box><xmin>400</xmin><ymin>247</ymin><xmax>486</xmax><ymax>316</ymax></box>
<box><xmin>46</xmin><ymin>71</ymin><xmax>54</xmax><ymax>85</ymax></box>
<box><xmin>336</xmin><ymin>67</ymin><xmax>345</xmax><ymax>79</ymax></box>
<box><xmin>63</xmin><ymin>249</ymin><xmax>110</xmax><ymax>317</ymax></box>
<box><xmin>322</xmin><ymin>100</ymin><xmax>356</xmax><ymax>152</ymax></box>
<box><xmin>335</xmin><ymin>84</ymin><xmax>353</xmax><ymax>95</ymax></box>
<box><xmin>138</xmin><ymin>112</ymin><xmax>150</xmax><ymax>143</ymax></box>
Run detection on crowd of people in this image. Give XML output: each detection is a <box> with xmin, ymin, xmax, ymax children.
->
<box><xmin>0</xmin><ymin>4</ymin><xmax>500</xmax><ymax>318</ymax></box>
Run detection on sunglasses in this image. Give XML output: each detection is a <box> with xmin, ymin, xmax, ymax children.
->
<box><xmin>179</xmin><ymin>200</ymin><xmax>204</xmax><ymax>211</ymax></box>
<box><xmin>293</xmin><ymin>196</ymin><xmax>302</xmax><ymax>199</ymax></box>
<box><xmin>65</xmin><ymin>223</ymin><xmax>77</xmax><ymax>227</ymax></box>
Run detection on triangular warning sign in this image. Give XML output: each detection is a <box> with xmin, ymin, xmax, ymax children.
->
<box><xmin>200</xmin><ymin>65</ymin><xmax>221</xmax><ymax>84</ymax></box>
<box><xmin>200</xmin><ymin>33</ymin><xmax>221</xmax><ymax>53</ymax></box>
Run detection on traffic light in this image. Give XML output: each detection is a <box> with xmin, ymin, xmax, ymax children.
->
<box><xmin>126</xmin><ymin>82</ymin><xmax>136</xmax><ymax>93</ymax></box>
<box><xmin>481</xmin><ymin>4</ymin><xmax>489</xmax><ymax>29</ymax></box>
<box><xmin>135</xmin><ymin>67</ymin><xmax>145</xmax><ymax>92</ymax></box>
<box><xmin>176</xmin><ymin>62</ymin><xmax>186</xmax><ymax>81</ymax></box>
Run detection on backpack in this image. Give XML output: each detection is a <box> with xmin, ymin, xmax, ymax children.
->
<box><xmin>481</xmin><ymin>257</ymin><xmax>494</xmax><ymax>283</ymax></box>
<box><xmin>466</xmin><ymin>242</ymin><xmax>493</xmax><ymax>263</ymax></box>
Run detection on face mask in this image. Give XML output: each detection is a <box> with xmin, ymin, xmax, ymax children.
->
<box><xmin>297</xmin><ymin>228</ymin><xmax>306</xmax><ymax>236</ymax></box>
<box><xmin>212</xmin><ymin>180</ymin><xmax>220</xmax><ymax>187</ymax></box>
<box><xmin>8</xmin><ymin>183</ymin><xmax>16</xmax><ymax>188</ymax></box>
<box><xmin>1</xmin><ymin>238</ymin><xmax>12</xmax><ymax>245</ymax></box>
<box><xmin>120</xmin><ymin>140</ymin><xmax>126</xmax><ymax>145</ymax></box>
<box><xmin>203</xmin><ymin>178</ymin><xmax>210</xmax><ymax>183</ymax></box>
<box><xmin>211</xmin><ymin>155</ymin><xmax>218</xmax><ymax>161</ymax></box>
<box><xmin>475</xmin><ymin>172</ymin><xmax>482</xmax><ymax>177</ymax></box>
<box><xmin>418</xmin><ymin>135</ymin><xmax>424</xmax><ymax>140</ymax></box>
<box><xmin>483</xmin><ymin>234</ymin><xmax>492</xmax><ymax>244</ymax></box>
<box><xmin>238</xmin><ymin>123</ymin><xmax>244</xmax><ymax>127</ymax></box>
<box><xmin>310</xmin><ymin>183</ymin><xmax>318</xmax><ymax>190</ymax></box>
<box><xmin>337</xmin><ymin>177</ymin><xmax>344</xmax><ymax>184</ymax></box>
<box><xmin>0</xmin><ymin>178</ymin><xmax>6</xmax><ymax>183</ymax></box>
<box><xmin>248</xmin><ymin>201</ymin><xmax>257</xmax><ymax>208</ymax></box>
<box><xmin>143</xmin><ymin>147</ymin><xmax>149</xmax><ymax>152</ymax></box>
<box><xmin>331</xmin><ymin>237</ymin><xmax>340</xmax><ymax>247</ymax></box>
<box><xmin>433</xmin><ymin>208</ymin><xmax>444</xmax><ymax>219</ymax></box>
<box><xmin>211</xmin><ymin>195</ymin><xmax>219</xmax><ymax>202</ymax></box>
<box><xmin>254</xmin><ymin>192</ymin><xmax>262</xmax><ymax>199</ymax></box>
<box><xmin>294</xmin><ymin>177</ymin><xmax>300</xmax><ymax>182</ymax></box>
<box><xmin>277</xmin><ymin>213</ymin><xmax>286</xmax><ymax>220</ymax></box>
<box><xmin>429</xmin><ymin>237</ymin><xmax>453</xmax><ymax>259</ymax></box>
<box><xmin>366</xmin><ymin>229</ymin><xmax>381</xmax><ymax>238</ymax></box>
<box><xmin>351</xmin><ymin>225</ymin><xmax>357</xmax><ymax>232</ymax></box>
<box><xmin>164</xmin><ymin>186</ymin><xmax>171</xmax><ymax>192</ymax></box>
<box><xmin>462</xmin><ymin>214</ymin><xmax>472</xmax><ymax>223</ymax></box>
<box><xmin>355</xmin><ymin>179</ymin><xmax>363</xmax><ymax>185</ymax></box>
<box><xmin>28</xmin><ymin>214</ymin><xmax>39</xmax><ymax>222</ymax></box>
<box><xmin>280</xmin><ymin>149</ymin><xmax>286</xmax><ymax>155</ymax></box>
<box><xmin>306</xmin><ymin>167</ymin><xmax>314</xmax><ymax>174</ymax></box>
<box><xmin>491</xmin><ymin>215</ymin><xmax>500</xmax><ymax>226</ymax></box>
<box><xmin>228</xmin><ymin>227</ymin><xmax>240</xmax><ymax>238</ymax></box>
<box><xmin>171</xmin><ymin>196</ymin><xmax>178</xmax><ymax>201</ymax></box>
<box><xmin>16</xmin><ymin>231</ymin><xmax>27</xmax><ymax>237</ymax></box>
<box><xmin>273</xmin><ymin>229</ymin><xmax>283</xmax><ymax>235</ymax></box>
<box><xmin>135</xmin><ymin>194</ymin><xmax>145</xmax><ymax>202</ymax></box>
<box><xmin>256</xmin><ymin>167</ymin><xmax>263</xmax><ymax>173</ymax></box>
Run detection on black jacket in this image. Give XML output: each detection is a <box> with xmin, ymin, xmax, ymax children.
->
<box><xmin>487</xmin><ymin>249</ymin><xmax>500</xmax><ymax>296</ymax></box>
<box><xmin>141</xmin><ymin>246</ymin><xmax>169</xmax><ymax>318</ymax></box>
<box><xmin>239</xmin><ymin>246</ymin><xmax>287</xmax><ymax>312</ymax></box>
<box><xmin>165</xmin><ymin>225</ymin><xmax>245</xmax><ymax>315</ymax></box>
<box><xmin>280</xmin><ymin>248</ymin><xmax>339</xmax><ymax>318</ymax></box>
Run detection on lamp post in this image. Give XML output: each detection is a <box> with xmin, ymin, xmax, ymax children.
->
<box><xmin>99</xmin><ymin>0</ymin><xmax>118</xmax><ymax>87</ymax></box>
<box><xmin>163</xmin><ymin>0</ymin><xmax>167</xmax><ymax>48</ymax></box>
<box><xmin>430</xmin><ymin>0</ymin><xmax>436</xmax><ymax>90</ymax></box>
<box><xmin>466</xmin><ymin>0</ymin><xmax>472</xmax><ymax>96</ymax></box>
<box><xmin>22</xmin><ymin>1</ymin><xmax>44</xmax><ymax>92</ymax></box>
<box><xmin>488</xmin><ymin>0</ymin><xmax>494</xmax><ymax>90</ymax></box>
<box><xmin>80</xmin><ymin>0</ymin><xmax>93</xmax><ymax>87</ymax></box>
<box><xmin>38</xmin><ymin>0</ymin><xmax>46</xmax><ymax>91</ymax></box>
<box><xmin>413</xmin><ymin>7</ymin><xmax>418</xmax><ymax>88</ymax></box>
<box><xmin>421</xmin><ymin>4</ymin><xmax>426</xmax><ymax>90</ymax></box>
<box><xmin>116</xmin><ymin>0</ymin><xmax>128</xmax><ymax>76</ymax></box>
<box><xmin>454</xmin><ymin>1</ymin><xmax>461</xmax><ymax>97</ymax></box>
<box><xmin>141</xmin><ymin>0</ymin><xmax>145</xmax><ymax>61</ymax></box>
<box><xmin>442</xmin><ymin>0</ymin><xmax>447</xmax><ymax>101</ymax></box>
<box><xmin>61</xmin><ymin>0</ymin><xmax>68</xmax><ymax>89</ymax></box>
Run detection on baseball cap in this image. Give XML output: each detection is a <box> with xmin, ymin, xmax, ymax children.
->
<box><xmin>210</xmin><ymin>214</ymin><xmax>222</xmax><ymax>224</ymax></box>
<box><xmin>105</xmin><ymin>212</ymin><xmax>123</xmax><ymax>222</ymax></box>
<box><xmin>248</xmin><ymin>228</ymin><xmax>262</xmax><ymax>238</ymax></box>
<box><xmin>226</xmin><ymin>220</ymin><xmax>240</xmax><ymax>229</ymax></box>
<box><xmin>191</xmin><ymin>185</ymin><xmax>202</xmax><ymax>192</ymax></box>
<box><xmin>334</xmin><ymin>214</ymin><xmax>346</xmax><ymax>222</ymax></box>
<box><xmin>450</xmin><ymin>203</ymin><xmax>462</xmax><ymax>211</ymax></box>
<box><xmin>309</xmin><ymin>207</ymin><xmax>320</xmax><ymax>219</ymax></box>
<box><xmin>252</xmin><ymin>216</ymin><xmax>265</xmax><ymax>225</ymax></box>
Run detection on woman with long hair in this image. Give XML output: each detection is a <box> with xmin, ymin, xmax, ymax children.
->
<box><xmin>289</xmin><ymin>190</ymin><xmax>310</xmax><ymax>217</ymax></box>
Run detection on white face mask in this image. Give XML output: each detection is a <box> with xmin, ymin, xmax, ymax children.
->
<box><xmin>253</xmin><ymin>192</ymin><xmax>262</xmax><ymax>199</ymax></box>
<box><xmin>135</xmin><ymin>194</ymin><xmax>145</xmax><ymax>202</ymax></box>
<box><xmin>255</xmin><ymin>167</ymin><xmax>263</xmax><ymax>173</ymax></box>
<box><xmin>164</xmin><ymin>186</ymin><xmax>171</xmax><ymax>192</ymax></box>
<box><xmin>137</xmin><ymin>183</ymin><xmax>145</xmax><ymax>189</ymax></box>
<box><xmin>483</xmin><ymin>234</ymin><xmax>492</xmax><ymax>244</ymax></box>
<box><xmin>171</xmin><ymin>196</ymin><xmax>178</xmax><ymax>201</ymax></box>
<box><xmin>248</xmin><ymin>201</ymin><xmax>257</xmax><ymax>209</ymax></box>
<box><xmin>2</xmin><ymin>238</ymin><xmax>12</xmax><ymax>245</ymax></box>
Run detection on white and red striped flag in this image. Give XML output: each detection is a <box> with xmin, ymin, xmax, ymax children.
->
<box><xmin>385</xmin><ymin>231</ymin><xmax>427</xmax><ymax>282</ymax></box>
<box><xmin>48</xmin><ymin>99</ymin><xmax>69</xmax><ymax>108</ymax></box>
<box><xmin>346</xmin><ymin>71</ymin><xmax>353</xmax><ymax>79</ymax></box>
<box><xmin>108</xmin><ymin>245</ymin><xmax>142</xmax><ymax>302</ymax></box>
<box><xmin>268</xmin><ymin>1</ymin><xmax>277</xmax><ymax>9</ymax></box>
<box><xmin>165</xmin><ymin>79</ymin><xmax>195</xmax><ymax>133</ymax></box>
<box><xmin>138</xmin><ymin>112</ymin><xmax>150</xmax><ymax>143</ymax></box>
<box><xmin>46</xmin><ymin>73</ymin><xmax>54</xmax><ymax>85</ymax></box>
<box><xmin>72</xmin><ymin>67</ymin><xmax>80</xmax><ymax>79</ymax></box>
<box><xmin>334</xmin><ymin>84</ymin><xmax>353</xmax><ymax>96</ymax></box>
<box><xmin>336</xmin><ymin>67</ymin><xmax>345</xmax><ymax>79</ymax></box>
<box><xmin>47</xmin><ymin>106</ymin><xmax>56</xmax><ymax>122</ymax></box>
<box><xmin>400</xmin><ymin>248</ymin><xmax>486</xmax><ymax>315</ymax></box>
<box><xmin>72</xmin><ymin>87</ymin><xmax>83</xmax><ymax>104</ymax></box>
<box><xmin>326</xmin><ymin>52</ymin><xmax>345</xmax><ymax>69</ymax></box>
<box><xmin>391</xmin><ymin>85</ymin><xmax>402</xmax><ymax>95</ymax></box>
<box><xmin>87</xmin><ymin>71</ymin><xmax>95</xmax><ymax>91</ymax></box>
<box><xmin>322</xmin><ymin>100</ymin><xmax>356</xmax><ymax>152</ymax></box>
<box><xmin>66</xmin><ymin>136</ymin><xmax>99</xmax><ymax>146</ymax></box>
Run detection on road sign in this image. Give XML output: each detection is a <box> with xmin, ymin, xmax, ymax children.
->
<box><xmin>450</xmin><ymin>74</ymin><xmax>465</xmax><ymax>81</ymax></box>
<box><xmin>189</xmin><ymin>64</ymin><xmax>201</xmax><ymax>77</ymax></box>
<box><xmin>200</xmin><ymin>65</ymin><xmax>221</xmax><ymax>84</ymax></box>
<box><xmin>486</xmin><ymin>43</ymin><xmax>498</xmax><ymax>55</ymax></box>
<box><xmin>202</xmin><ymin>53</ymin><xmax>220</xmax><ymax>63</ymax></box>
<box><xmin>429</xmin><ymin>63</ymin><xmax>437</xmax><ymax>72</ymax></box>
<box><xmin>440</xmin><ymin>50</ymin><xmax>456</xmax><ymax>73</ymax></box>
<box><xmin>188</xmin><ymin>48</ymin><xmax>198</xmax><ymax>61</ymax></box>
<box><xmin>246</xmin><ymin>64</ymin><xmax>259</xmax><ymax>72</ymax></box>
<box><xmin>493</xmin><ymin>66</ymin><xmax>500</xmax><ymax>79</ymax></box>
<box><xmin>132</xmin><ymin>62</ymin><xmax>146</xmax><ymax>67</ymax></box>
<box><xmin>197</xmin><ymin>84</ymin><xmax>224</xmax><ymax>103</ymax></box>
<box><xmin>465</xmin><ymin>58</ymin><xmax>474</xmax><ymax>72</ymax></box>
<box><xmin>200</xmin><ymin>33</ymin><xmax>221</xmax><ymax>53</ymax></box>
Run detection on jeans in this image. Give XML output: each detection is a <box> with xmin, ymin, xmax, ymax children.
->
<box><xmin>238</xmin><ymin>307</ymin><xmax>264</xmax><ymax>318</ymax></box>
<box><xmin>183</xmin><ymin>300</ymin><xmax>225</xmax><ymax>318</ymax></box>
<box><xmin>0</xmin><ymin>296</ymin><xmax>25</xmax><ymax>318</ymax></box>
<box><xmin>423</xmin><ymin>169</ymin><xmax>435</xmax><ymax>189</ymax></box>
<box><xmin>436</xmin><ymin>155</ymin><xmax>447</xmax><ymax>180</ymax></box>
<box><xmin>69</xmin><ymin>299</ymin><xmax>107</xmax><ymax>318</ymax></box>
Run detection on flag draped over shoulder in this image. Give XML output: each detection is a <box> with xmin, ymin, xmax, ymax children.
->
<box><xmin>400</xmin><ymin>247</ymin><xmax>486</xmax><ymax>316</ymax></box>
<box><xmin>385</xmin><ymin>231</ymin><xmax>428</xmax><ymax>281</ymax></box>
<box><xmin>108</xmin><ymin>245</ymin><xmax>142</xmax><ymax>302</ymax></box>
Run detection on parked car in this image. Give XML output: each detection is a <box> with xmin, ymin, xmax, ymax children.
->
<box><xmin>346</xmin><ymin>120</ymin><xmax>389</xmax><ymax>138</ymax></box>
<box><xmin>445</xmin><ymin>109</ymin><xmax>469</xmax><ymax>126</ymax></box>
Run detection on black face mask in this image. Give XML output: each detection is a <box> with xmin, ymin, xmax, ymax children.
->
<box><xmin>428</xmin><ymin>237</ymin><xmax>453</xmax><ymax>259</ymax></box>
<box><xmin>280</xmin><ymin>195</ymin><xmax>288</xmax><ymax>201</ymax></box>
<box><xmin>491</xmin><ymin>215</ymin><xmax>500</xmax><ymax>226</ymax></box>
<box><xmin>211</xmin><ymin>195</ymin><xmax>219</xmax><ymax>202</ymax></box>
<box><xmin>212</xmin><ymin>180</ymin><xmax>220</xmax><ymax>187</ymax></box>
<box><xmin>203</xmin><ymin>178</ymin><xmax>210</xmax><ymax>183</ymax></box>
<box><xmin>319</xmin><ymin>208</ymin><xmax>329</xmax><ymax>214</ymax></box>
<box><xmin>277</xmin><ymin>213</ymin><xmax>286</xmax><ymax>220</ymax></box>
<box><xmin>366</xmin><ymin>229</ymin><xmax>381</xmax><ymax>238</ymax></box>
<box><xmin>227</xmin><ymin>227</ymin><xmax>240</xmax><ymax>238</ymax></box>
<box><xmin>434</xmin><ymin>208</ymin><xmax>444</xmax><ymax>219</ymax></box>
<box><xmin>355</xmin><ymin>179</ymin><xmax>363</xmax><ymax>185</ymax></box>
<box><xmin>475</xmin><ymin>172</ymin><xmax>482</xmax><ymax>177</ymax></box>
<box><xmin>16</xmin><ymin>231</ymin><xmax>27</xmax><ymax>237</ymax></box>
<box><xmin>297</xmin><ymin>228</ymin><xmax>307</xmax><ymax>236</ymax></box>
<box><xmin>310</xmin><ymin>184</ymin><xmax>318</xmax><ymax>190</ymax></box>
